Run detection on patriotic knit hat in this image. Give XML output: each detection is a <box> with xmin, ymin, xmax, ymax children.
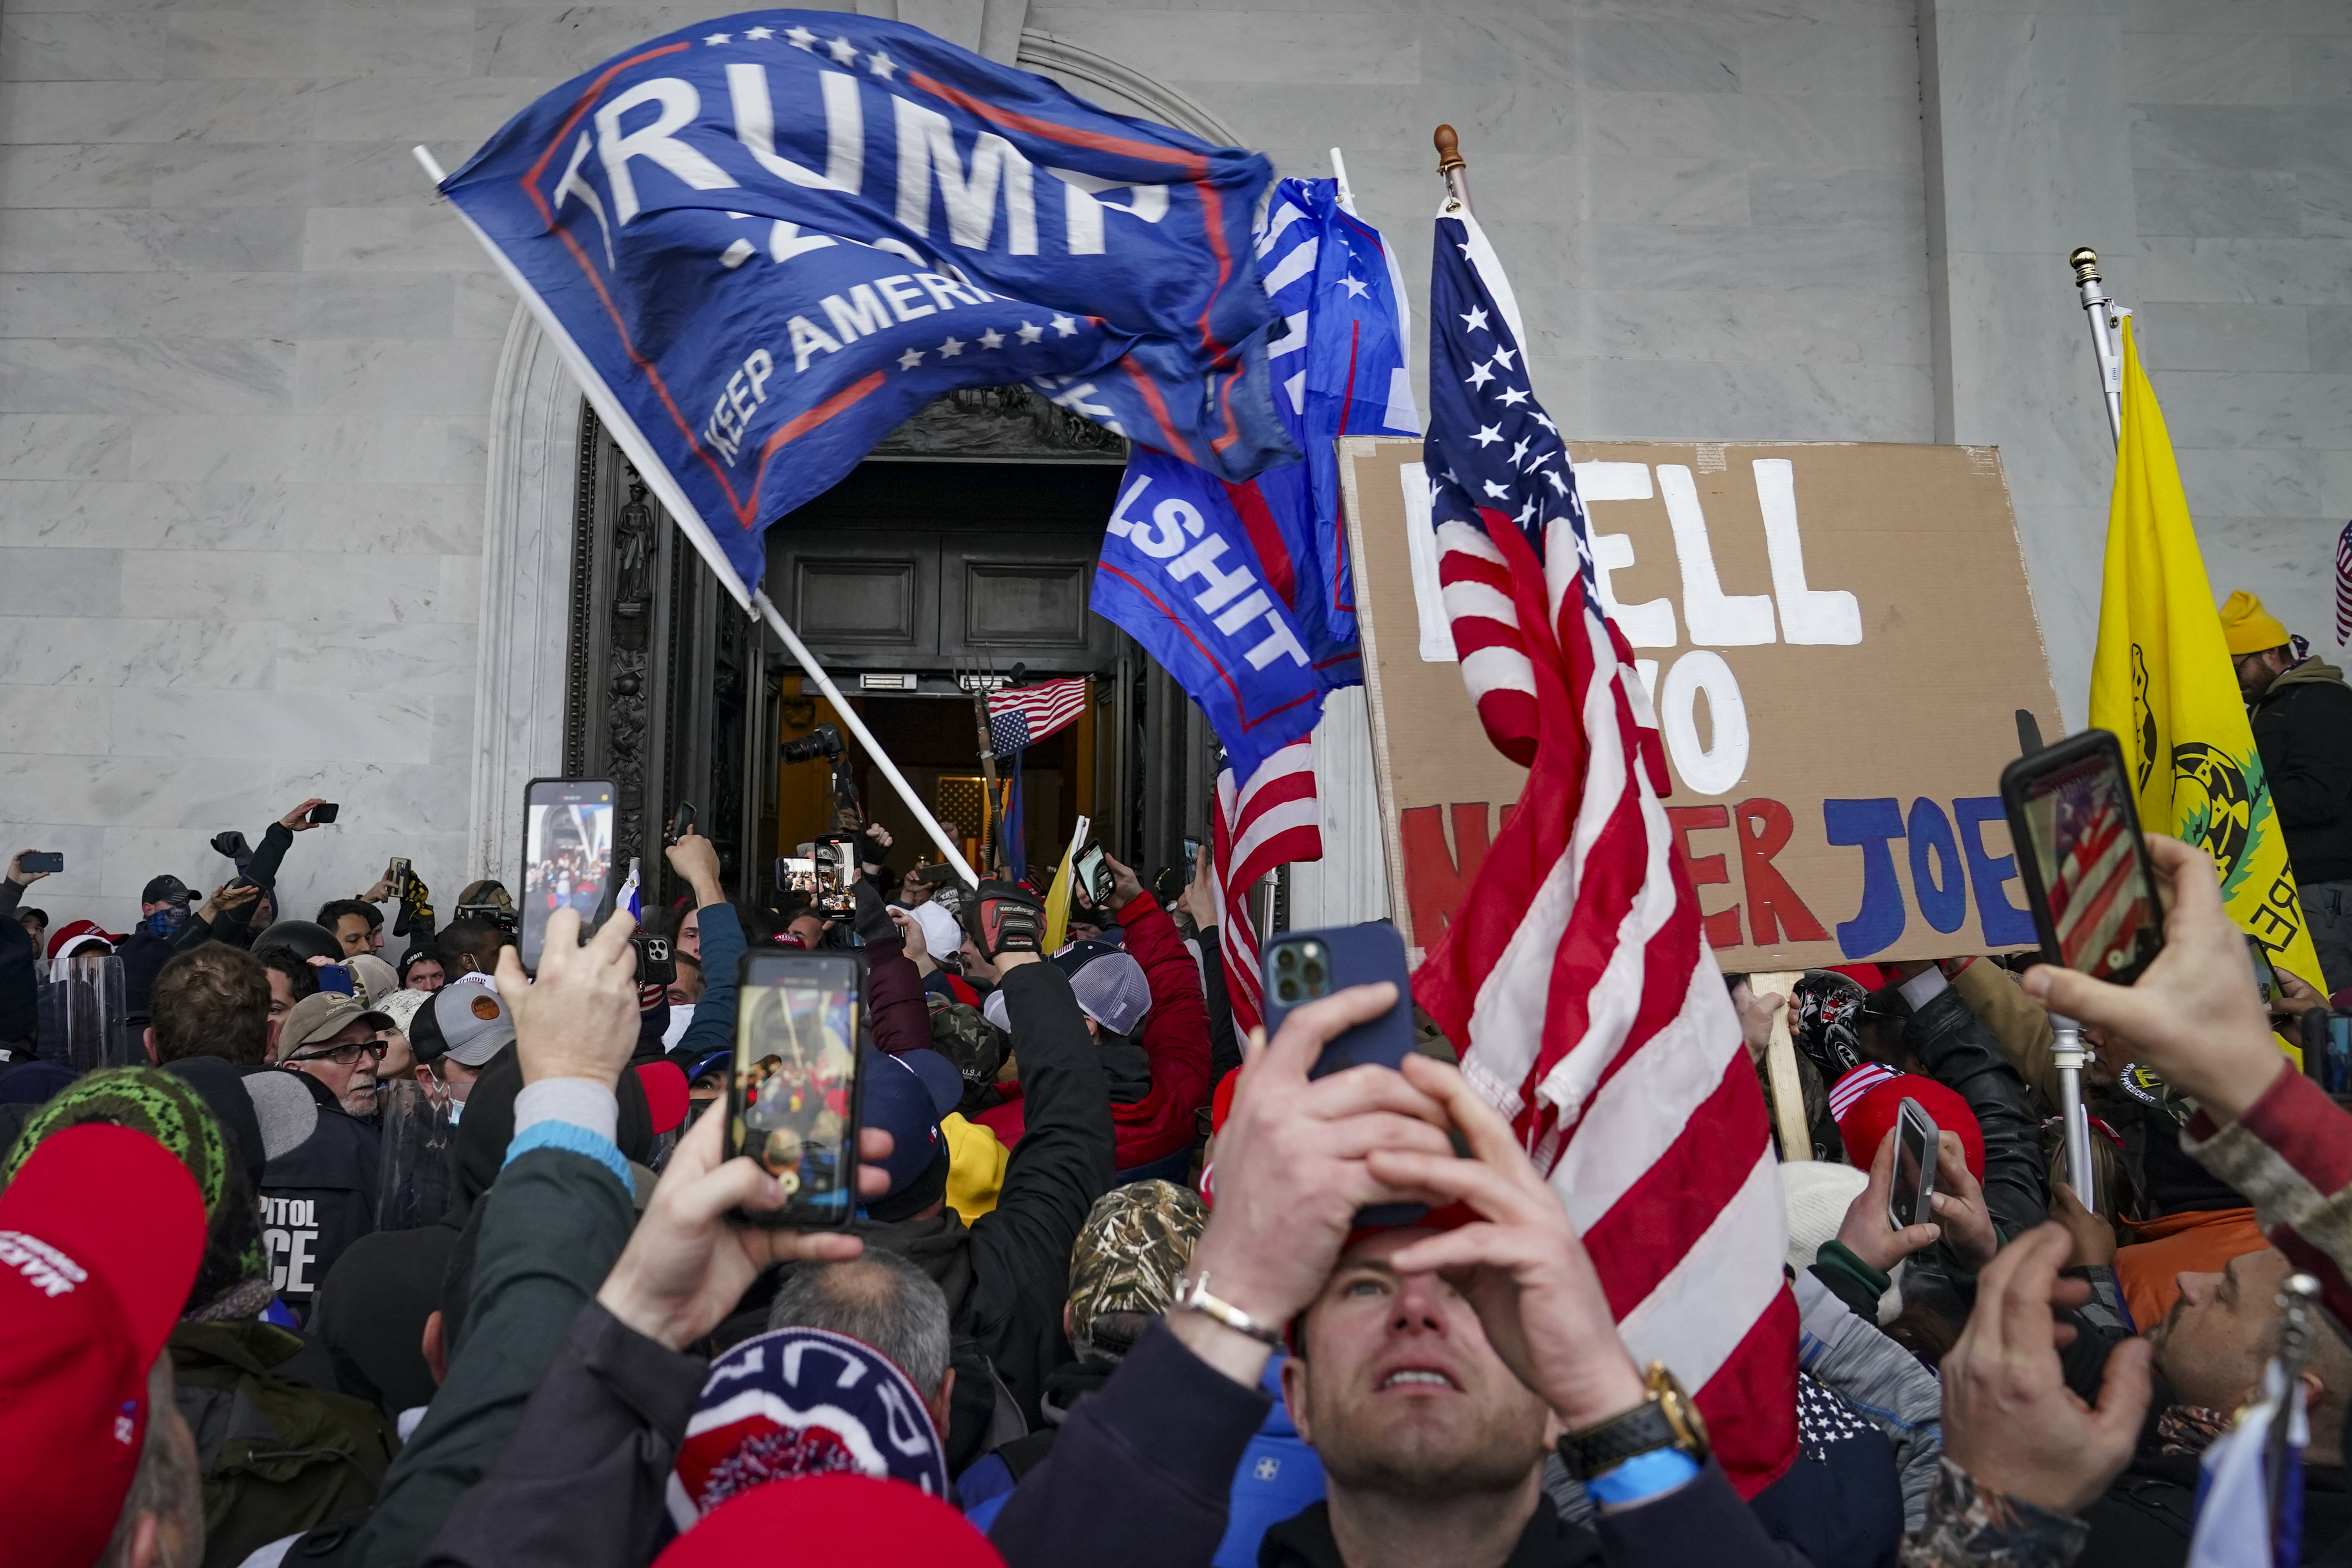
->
<box><xmin>1827</xmin><ymin>1063</ymin><xmax>1985</xmax><ymax>1181</ymax></box>
<box><xmin>668</xmin><ymin>1326</ymin><xmax>950</xmax><ymax>1531</ymax></box>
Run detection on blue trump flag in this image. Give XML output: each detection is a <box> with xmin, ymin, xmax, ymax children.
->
<box><xmin>1256</xmin><ymin>177</ymin><xmax>1418</xmax><ymax>659</ymax></box>
<box><xmin>437</xmin><ymin>10</ymin><xmax>1291</xmax><ymax>599</ymax></box>
<box><xmin>1095</xmin><ymin>446</ymin><xmax>1327</xmax><ymax>782</ymax></box>
<box><xmin>1089</xmin><ymin>178</ymin><xmax>1412</xmax><ymax>776</ymax></box>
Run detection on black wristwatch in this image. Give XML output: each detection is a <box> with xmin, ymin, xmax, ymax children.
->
<box><xmin>1557</xmin><ymin>1363</ymin><xmax>1711</xmax><ymax>1481</ymax></box>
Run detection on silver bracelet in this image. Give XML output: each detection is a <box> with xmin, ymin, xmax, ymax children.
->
<box><xmin>1174</xmin><ymin>1271</ymin><xmax>1284</xmax><ymax>1347</ymax></box>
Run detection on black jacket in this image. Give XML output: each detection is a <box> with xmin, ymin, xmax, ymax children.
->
<box><xmin>258</xmin><ymin>1072</ymin><xmax>382</xmax><ymax>1323</ymax></box>
<box><xmin>2081</xmin><ymin>1448</ymin><xmax>2349</xmax><ymax>1568</ymax></box>
<box><xmin>987</xmin><ymin>1320</ymin><xmax>1809</xmax><ymax>1568</ymax></box>
<box><xmin>119</xmin><ymin>922</ymin><xmax>179</xmax><ymax>1018</ymax></box>
<box><xmin>2254</xmin><ymin>659</ymin><xmax>2352</xmax><ymax>885</ymax></box>
<box><xmin>181</xmin><ymin>821</ymin><xmax>298</xmax><ymax>953</ymax></box>
<box><xmin>0</xmin><ymin>878</ymin><xmax>36</xmax><ymax>1052</ymax></box>
<box><xmin>1897</xmin><ymin>987</ymin><xmax>2050</xmax><ymax>1239</ymax></box>
<box><xmin>849</xmin><ymin>960</ymin><xmax>1114</xmax><ymax>1425</ymax></box>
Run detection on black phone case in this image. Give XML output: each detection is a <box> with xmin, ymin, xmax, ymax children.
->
<box><xmin>727</xmin><ymin>952</ymin><xmax>864</xmax><ymax>1230</ymax></box>
<box><xmin>1997</xmin><ymin>729</ymin><xmax>2165</xmax><ymax>987</ymax></box>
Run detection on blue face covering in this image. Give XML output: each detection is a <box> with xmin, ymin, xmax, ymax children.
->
<box><xmin>147</xmin><ymin>907</ymin><xmax>188</xmax><ymax>939</ymax></box>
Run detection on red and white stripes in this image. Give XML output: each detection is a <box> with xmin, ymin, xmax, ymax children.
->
<box><xmin>1413</xmin><ymin>204</ymin><xmax>1797</xmax><ymax>1499</ymax></box>
<box><xmin>1211</xmin><ymin>739</ymin><xmax>1322</xmax><ymax>1036</ymax></box>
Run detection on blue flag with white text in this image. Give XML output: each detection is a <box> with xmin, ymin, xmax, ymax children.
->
<box><xmin>1255</xmin><ymin>177</ymin><xmax>1418</xmax><ymax>658</ymax></box>
<box><xmin>1095</xmin><ymin>447</ymin><xmax>1328</xmax><ymax>781</ymax></box>
<box><xmin>439</xmin><ymin>11</ymin><xmax>1290</xmax><ymax>599</ymax></box>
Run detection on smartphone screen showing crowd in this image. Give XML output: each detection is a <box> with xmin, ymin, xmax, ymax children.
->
<box><xmin>519</xmin><ymin>778</ymin><xmax>616</xmax><ymax>971</ymax></box>
<box><xmin>1888</xmin><ymin>1096</ymin><xmax>1939</xmax><ymax>1230</ymax></box>
<box><xmin>728</xmin><ymin>951</ymin><xmax>862</xmax><ymax>1228</ymax></box>
<box><xmin>1073</xmin><ymin>843</ymin><xmax>1112</xmax><ymax>907</ymax></box>
<box><xmin>2001</xmin><ymin>731</ymin><xmax>2165</xmax><ymax>985</ymax></box>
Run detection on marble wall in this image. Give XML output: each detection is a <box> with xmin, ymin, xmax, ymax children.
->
<box><xmin>0</xmin><ymin>0</ymin><xmax>2340</xmax><ymax>933</ymax></box>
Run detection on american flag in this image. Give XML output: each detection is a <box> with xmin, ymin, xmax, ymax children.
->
<box><xmin>1411</xmin><ymin>201</ymin><xmax>1797</xmax><ymax>1496</ymax></box>
<box><xmin>987</xmin><ymin>677</ymin><xmax>1088</xmax><ymax>755</ymax></box>
<box><xmin>1210</xmin><ymin>740</ymin><xmax>1321</xmax><ymax>1035</ymax></box>
<box><xmin>2335</xmin><ymin>518</ymin><xmax>2352</xmax><ymax>646</ymax></box>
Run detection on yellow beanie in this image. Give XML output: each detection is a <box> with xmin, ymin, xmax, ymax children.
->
<box><xmin>2219</xmin><ymin>590</ymin><xmax>2290</xmax><ymax>656</ymax></box>
<box><xmin>940</xmin><ymin>1112</ymin><xmax>1007</xmax><ymax>1226</ymax></box>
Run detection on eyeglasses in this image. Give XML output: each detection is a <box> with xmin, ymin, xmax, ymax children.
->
<box><xmin>287</xmin><ymin>1039</ymin><xmax>386</xmax><ymax>1068</ymax></box>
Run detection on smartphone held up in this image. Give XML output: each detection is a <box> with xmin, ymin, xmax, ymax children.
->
<box><xmin>519</xmin><ymin>778</ymin><xmax>617</xmax><ymax>971</ymax></box>
<box><xmin>1999</xmin><ymin>730</ymin><xmax>2165</xmax><ymax>985</ymax></box>
<box><xmin>728</xmin><ymin>951</ymin><xmax>862</xmax><ymax>1228</ymax></box>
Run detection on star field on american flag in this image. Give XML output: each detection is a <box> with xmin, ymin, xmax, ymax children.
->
<box><xmin>1424</xmin><ymin>218</ymin><xmax>1595</xmax><ymax>611</ymax></box>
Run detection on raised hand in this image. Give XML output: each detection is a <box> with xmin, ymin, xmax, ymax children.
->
<box><xmin>1173</xmin><ymin>983</ymin><xmax>1455</xmax><ymax>1385</ymax></box>
<box><xmin>595</xmin><ymin>1101</ymin><xmax>894</xmax><ymax>1351</ymax></box>
<box><xmin>280</xmin><ymin>798</ymin><xmax>330</xmax><ymax>833</ymax></box>
<box><xmin>1371</xmin><ymin>1056</ymin><xmax>1648</xmax><ymax>1429</ymax></box>
<box><xmin>1939</xmin><ymin>1224</ymin><xmax>2151</xmax><ymax>1515</ymax></box>
<box><xmin>2022</xmin><ymin>834</ymin><xmax>2284</xmax><ymax>1122</ymax></box>
<box><xmin>1835</xmin><ymin>1126</ymin><xmax>1945</xmax><ymax>1273</ymax></box>
<box><xmin>497</xmin><ymin>906</ymin><xmax>641</xmax><ymax>1089</ymax></box>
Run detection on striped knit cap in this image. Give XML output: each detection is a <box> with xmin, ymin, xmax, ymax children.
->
<box><xmin>1</xmin><ymin>1066</ymin><xmax>271</xmax><ymax>1321</ymax></box>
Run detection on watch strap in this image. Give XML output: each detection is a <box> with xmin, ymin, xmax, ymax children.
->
<box><xmin>1559</xmin><ymin>1397</ymin><xmax>1678</xmax><ymax>1481</ymax></box>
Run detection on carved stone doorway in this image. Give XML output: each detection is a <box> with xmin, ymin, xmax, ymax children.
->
<box><xmin>561</xmin><ymin>384</ymin><xmax>1219</xmax><ymax>915</ymax></box>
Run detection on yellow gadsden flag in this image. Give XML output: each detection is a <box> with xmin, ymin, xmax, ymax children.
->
<box><xmin>2088</xmin><ymin>318</ymin><xmax>2326</xmax><ymax>994</ymax></box>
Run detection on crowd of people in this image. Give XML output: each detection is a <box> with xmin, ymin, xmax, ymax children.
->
<box><xmin>4</xmin><ymin>706</ymin><xmax>2352</xmax><ymax>1568</ymax></box>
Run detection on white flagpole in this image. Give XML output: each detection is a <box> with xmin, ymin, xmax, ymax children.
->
<box><xmin>411</xmin><ymin>147</ymin><xmax>979</xmax><ymax>886</ymax></box>
<box><xmin>2051</xmin><ymin>242</ymin><xmax>2122</xmax><ymax>1208</ymax></box>
<box><xmin>1328</xmin><ymin>147</ymin><xmax>1356</xmax><ymax>214</ymax></box>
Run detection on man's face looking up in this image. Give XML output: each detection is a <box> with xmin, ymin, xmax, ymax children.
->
<box><xmin>1282</xmin><ymin>1229</ymin><xmax>1553</xmax><ymax>1502</ymax></box>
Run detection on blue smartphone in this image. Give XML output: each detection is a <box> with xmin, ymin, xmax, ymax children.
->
<box><xmin>1261</xmin><ymin>922</ymin><xmax>1417</xmax><ymax>1078</ymax></box>
<box><xmin>1261</xmin><ymin>922</ymin><xmax>1422</xmax><ymax>1226</ymax></box>
<box><xmin>314</xmin><ymin>963</ymin><xmax>356</xmax><ymax>997</ymax></box>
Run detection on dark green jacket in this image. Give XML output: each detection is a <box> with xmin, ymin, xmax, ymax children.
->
<box><xmin>347</xmin><ymin>1144</ymin><xmax>635</xmax><ymax>1568</ymax></box>
<box><xmin>171</xmin><ymin>1318</ymin><xmax>397</xmax><ymax>1568</ymax></box>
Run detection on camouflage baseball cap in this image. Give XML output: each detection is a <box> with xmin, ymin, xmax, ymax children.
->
<box><xmin>1066</xmin><ymin>1179</ymin><xmax>1206</xmax><ymax>1357</ymax></box>
<box><xmin>925</xmin><ymin>994</ymin><xmax>1007</xmax><ymax>1089</ymax></box>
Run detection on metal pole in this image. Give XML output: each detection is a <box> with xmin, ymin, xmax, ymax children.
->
<box><xmin>1329</xmin><ymin>147</ymin><xmax>1357</xmax><ymax>214</ymax></box>
<box><xmin>754</xmin><ymin>592</ymin><xmax>978</xmax><ymax>884</ymax></box>
<box><xmin>1434</xmin><ymin>125</ymin><xmax>1473</xmax><ymax>214</ymax></box>
<box><xmin>2050</xmin><ymin>1014</ymin><xmax>2097</xmax><ymax>1206</ymax></box>
<box><xmin>2069</xmin><ymin>247</ymin><xmax>2125</xmax><ymax>446</ymax></box>
<box><xmin>2270</xmin><ymin>1273</ymin><xmax>2320</xmax><ymax>1547</ymax></box>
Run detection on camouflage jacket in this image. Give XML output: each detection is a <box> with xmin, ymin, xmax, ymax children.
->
<box><xmin>1900</xmin><ymin>1460</ymin><xmax>2088</xmax><ymax>1568</ymax></box>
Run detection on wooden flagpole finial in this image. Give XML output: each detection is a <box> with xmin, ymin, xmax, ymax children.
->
<box><xmin>1433</xmin><ymin>125</ymin><xmax>1473</xmax><ymax>213</ymax></box>
<box><xmin>1434</xmin><ymin>124</ymin><xmax>1465</xmax><ymax>174</ymax></box>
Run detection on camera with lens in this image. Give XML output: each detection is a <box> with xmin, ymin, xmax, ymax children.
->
<box><xmin>452</xmin><ymin>880</ymin><xmax>520</xmax><ymax>936</ymax></box>
<box><xmin>779</xmin><ymin>722</ymin><xmax>846</xmax><ymax>766</ymax></box>
<box><xmin>1270</xmin><ymin>937</ymin><xmax>1331</xmax><ymax>1007</ymax></box>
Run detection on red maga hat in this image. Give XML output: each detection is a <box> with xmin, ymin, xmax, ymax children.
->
<box><xmin>0</xmin><ymin>1123</ymin><xmax>209</xmax><ymax>1568</ymax></box>
<box><xmin>1829</xmin><ymin>1064</ymin><xmax>1986</xmax><ymax>1181</ymax></box>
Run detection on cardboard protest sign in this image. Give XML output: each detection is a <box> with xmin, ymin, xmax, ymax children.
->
<box><xmin>1338</xmin><ymin>436</ymin><xmax>2063</xmax><ymax>972</ymax></box>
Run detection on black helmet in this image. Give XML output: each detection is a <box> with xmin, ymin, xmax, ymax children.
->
<box><xmin>252</xmin><ymin>919</ymin><xmax>342</xmax><ymax>963</ymax></box>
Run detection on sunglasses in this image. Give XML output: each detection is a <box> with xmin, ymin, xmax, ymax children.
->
<box><xmin>288</xmin><ymin>1039</ymin><xmax>386</xmax><ymax>1068</ymax></box>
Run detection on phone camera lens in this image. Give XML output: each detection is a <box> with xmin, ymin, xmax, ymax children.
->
<box><xmin>1276</xmin><ymin>978</ymin><xmax>1301</xmax><ymax>1003</ymax></box>
<box><xmin>1274</xmin><ymin>947</ymin><xmax>1298</xmax><ymax>971</ymax></box>
<box><xmin>1301</xmin><ymin>962</ymin><xmax>1326</xmax><ymax>988</ymax></box>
